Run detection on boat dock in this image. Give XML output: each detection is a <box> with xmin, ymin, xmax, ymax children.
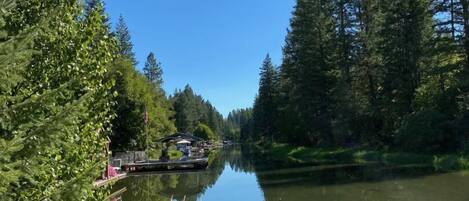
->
<box><xmin>123</xmin><ymin>158</ymin><xmax>209</xmax><ymax>173</ymax></box>
<box><xmin>94</xmin><ymin>173</ymin><xmax>127</xmax><ymax>188</ymax></box>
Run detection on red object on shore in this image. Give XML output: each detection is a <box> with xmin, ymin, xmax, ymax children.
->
<box><xmin>107</xmin><ymin>165</ymin><xmax>118</xmax><ymax>178</ymax></box>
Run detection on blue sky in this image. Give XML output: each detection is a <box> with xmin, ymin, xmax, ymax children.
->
<box><xmin>104</xmin><ymin>0</ymin><xmax>295</xmax><ymax>116</ymax></box>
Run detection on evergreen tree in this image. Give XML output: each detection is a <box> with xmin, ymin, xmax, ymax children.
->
<box><xmin>143</xmin><ymin>52</ymin><xmax>164</xmax><ymax>86</ymax></box>
<box><xmin>172</xmin><ymin>85</ymin><xmax>198</xmax><ymax>132</ymax></box>
<box><xmin>252</xmin><ymin>54</ymin><xmax>279</xmax><ymax>141</ymax></box>
<box><xmin>84</xmin><ymin>0</ymin><xmax>101</xmax><ymax>14</ymax></box>
<box><xmin>350</xmin><ymin>0</ymin><xmax>431</xmax><ymax>146</ymax></box>
<box><xmin>0</xmin><ymin>0</ymin><xmax>36</xmax><ymax>196</ymax></box>
<box><xmin>330</xmin><ymin>0</ymin><xmax>361</xmax><ymax>145</ymax></box>
<box><xmin>1</xmin><ymin>0</ymin><xmax>117</xmax><ymax>199</ymax></box>
<box><xmin>115</xmin><ymin>14</ymin><xmax>137</xmax><ymax>65</ymax></box>
<box><xmin>412</xmin><ymin>0</ymin><xmax>462</xmax><ymax>116</ymax></box>
<box><xmin>349</xmin><ymin>0</ymin><xmax>385</xmax><ymax>144</ymax></box>
<box><xmin>377</xmin><ymin>0</ymin><xmax>431</xmax><ymax>139</ymax></box>
<box><xmin>171</xmin><ymin>85</ymin><xmax>224</xmax><ymax>137</ymax></box>
<box><xmin>278</xmin><ymin>0</ymin><xmax>337</xmax><ymax>146</ymax></box>
<box><xmin>334</xmin><ymin>0</ymin><xmax>359</xmax><ymax>85</ymax></box>
<box><xmin>84</xmin><ymin>0</ymin><xmax>111</xmax><ymax>31</ymax></box>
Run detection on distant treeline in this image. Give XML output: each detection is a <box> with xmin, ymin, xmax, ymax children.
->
<box><xmin>230</xmin><ymin>0</ymin><xmax>469</xmax><ymax>154</ymax></box>
<box><xmin>225</xmin><ymin>108</ymin><xmax>254</xmax><ymax>141</ymax></box>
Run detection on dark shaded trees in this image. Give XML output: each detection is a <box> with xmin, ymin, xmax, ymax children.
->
<box><xmin>246</xmin><ymin>0</ymin><xmax>468</xmax><ymax>153</ymax></box>
<box><xmin>277</xmin><ymin>0</ymin><xmax>337</xmax><ymax>146</ymax></box>
<box><xmin>171</xmin><ymin>85</ymin><xmax>224</xmax><ymax>138</ymax></box>
<box><xmin>378</xmin><ymin>0</ymin><xmax>430</xmax><ymax>139</ymax></box>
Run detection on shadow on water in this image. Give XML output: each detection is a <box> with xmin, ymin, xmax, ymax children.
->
<box><xmin>111</xmin><ymin>145</ymin><xmax>469</xmax><ymax>201</ymax></box>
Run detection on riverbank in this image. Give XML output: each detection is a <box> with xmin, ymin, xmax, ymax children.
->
<box><xmin>259</xmin><ymin>143</ymin><xmax>469</xmax><ymax>171</ymax></box>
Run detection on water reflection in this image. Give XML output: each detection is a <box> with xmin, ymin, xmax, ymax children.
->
<box><xmin>112</xmin><ymin>146</ymin><xmax>469</xmax><ymax>201</ymax></box>
<box><xmin>112</xmin><ymin>150</ymin><xmax>226</xmax><ymax>201</ymax></box>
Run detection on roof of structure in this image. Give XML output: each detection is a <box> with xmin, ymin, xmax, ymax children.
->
<box><xmin>158</xmin><ymin>132</ymin><xmax>204</xmax><ymax>143</ymax></box>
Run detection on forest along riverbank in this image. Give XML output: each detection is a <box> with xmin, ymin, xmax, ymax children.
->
<box><xmin>110</xmin><ymin>146</ymin><xmax>469</xmax><ymax>201</ymax></box>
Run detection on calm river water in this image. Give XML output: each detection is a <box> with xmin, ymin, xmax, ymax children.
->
<box><xmin>111</xmin><ymin>146</ymin><xmax>469</xmax><ymax>201</ymax></box>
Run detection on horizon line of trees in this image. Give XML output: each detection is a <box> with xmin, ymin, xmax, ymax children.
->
<box><xmin>233</xmin><ymin>0</ymin><xmax>469</xmax><ymax>154</ymax></box>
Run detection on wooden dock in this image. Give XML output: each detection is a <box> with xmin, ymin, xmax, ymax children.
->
<box><xmin>123</xmin><ymin>158</ymin><xmax>209</xmax><ymax>173</ymax></box>
<box><xmin>93</xmin><ymin>173</ymin><xmax>127</xmax><ymax>188</ymax></box>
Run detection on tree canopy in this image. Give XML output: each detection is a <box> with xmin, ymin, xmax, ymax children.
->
<box><xmin>109</xmin><ymin>58</ymin><xmax>175</xmax><ymax>153</ymax></box>
<box><xmin>194</xmin><ymin>124</ymin><xmax>217</xmax><ymax>141</ymax></box>
<box><xmin>1</xmin><ymin>0</ymin><xmax>116</xmax><ymax>199</ymax></box>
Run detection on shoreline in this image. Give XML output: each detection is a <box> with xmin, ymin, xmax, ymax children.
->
<box><xmin>256</xmin><ymin>143</ymin><xmax>469</xmax><ymax>171</ymax></box>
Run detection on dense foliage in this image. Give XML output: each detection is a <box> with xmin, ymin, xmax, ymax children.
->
<box><xmin>243</xmin><ymin>0</ymin><xmax>469</xmax><ymax>153</ymax></box>
<box><xmin>171</xmin><ymin>85</ymin><xmax>225</xmax><ymax>138</ymax></box>
<box><xmin>194</xmin><ymin>123</ymin><xmax>218</xmax><ymax>141</ymax></box>
<box><xmin>108</xmin><ymin>13</ymin><xmax>178</xmax><ymax>156</ymax></box>
<box><xmin>0</xmin><ymin>0</ymin><xmax>116</xmax><ymax>199</ymax></box>
<box><xmin>109</xmin><ymin>58</ymin><xmax>175</xmax><ymax>153</ymax></box>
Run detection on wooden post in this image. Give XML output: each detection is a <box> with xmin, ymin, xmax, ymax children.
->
<box><xmin>144</xmin><ymin>107</ymin><xmax>149</xmax><ymax>159</ymax></box>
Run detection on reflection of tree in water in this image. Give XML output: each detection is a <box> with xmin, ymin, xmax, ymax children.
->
<box><xmin>255</xmin><ymin>162</ymin><xmax>446</xmax><ymax>201</ymax></box>
<box><xmin>112</xmin><ymin>151</ymin><xmax>225</xmax><ymax>201</ymax></box>
<box><xmin>228</xmin><ymin>145</ymin><xmax>453</xmax><ymax>201</ymax></box>
<box><xmin>222</xmin><ymin>145</ymin><xmax>257</xmax><ymax>173</ymax></box>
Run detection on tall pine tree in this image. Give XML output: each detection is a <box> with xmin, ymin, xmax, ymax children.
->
<box><xmin>253</xmin><ymin>54</ymin><xmax>279</xmax><ymax>142</ymax></box>
<box><xmin>115</xmin><ymin>14</ymin><xmax>137</xmax><ymax>65</ymax></box>
<box><xmin>143</xmin><ymin>52</ymin><xmax>164</xmax><ymax>86</ymax></box>
<box><xmin>377</xmin><ymin>0</ymin><xmax>430</xmax><ymax>139</ymax></box>
<box><xmin>278</xmin><ymin>0</ymin><xmax>337</xmax><ymax>146</ymax></box>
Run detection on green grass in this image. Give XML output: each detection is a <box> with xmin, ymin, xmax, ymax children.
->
<box><xmin>264</xmin><ymin>143</ymin><xmax>469</xmax><ymax>171</ymax></box>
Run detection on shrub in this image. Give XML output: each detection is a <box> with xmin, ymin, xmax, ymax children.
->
<box><xmin>194</xmin><ymin>123</ymin><xmax>217</xmax><ymax>141</ymax></box>
<box><xmin>169</xmin><ymin>150</ymin><xmax>183</xmax><ymax>160</ymax></box>
<box><xmin>395</xmin><ymin>110</ymin><xmax>455</xmax><ymax>153</ymax></box>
